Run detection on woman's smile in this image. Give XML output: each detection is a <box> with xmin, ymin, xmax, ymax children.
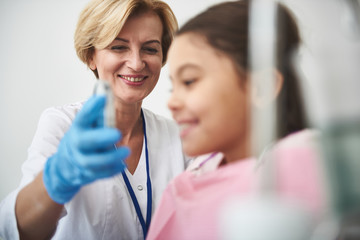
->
<box><xmin>118</xmin><ymin>74</ymin><xmax>148</xmax><ymax>86</ymax></box>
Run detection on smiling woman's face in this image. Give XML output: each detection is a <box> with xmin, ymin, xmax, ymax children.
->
<box><xmin>167</xmin><ymin>33</ymin><xmax>251</xmax><ymax>161</ymax></box>
<box><xmin>90</xmin><ymin>11</ymin><xmax>163</xmax><ymax>105</ymax></box>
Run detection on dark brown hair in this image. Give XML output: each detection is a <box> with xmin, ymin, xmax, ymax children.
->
<box><xmin>177</xmin><ymin>0</ymin><xmax>307</xmax><ymax>139</ymax></box>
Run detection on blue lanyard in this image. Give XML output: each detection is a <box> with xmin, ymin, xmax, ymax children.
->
<box><xmin>121</xmin><ymin>109</ymin><xmax>152</xmax><ymax>239</ymax></box>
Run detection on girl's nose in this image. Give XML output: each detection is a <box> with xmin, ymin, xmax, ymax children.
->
<box><xmin>167</xmin><ymin>90</ymin><xmax>182</xmax><ymax>113</ymax></box>
<box><xmin>126</xmin><ymin>51</ymin><xmax>145</xmax><ymax>72</ymax></box>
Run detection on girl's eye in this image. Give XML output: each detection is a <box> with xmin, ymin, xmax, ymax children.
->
<box><xmin>184</xmin><ymin>79</ymin><xmax>195</xmax><ymax>86</ymax></box>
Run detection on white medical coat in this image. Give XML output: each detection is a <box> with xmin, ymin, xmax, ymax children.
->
<box><xmin>0</xmin><ymin>102</ymin><xmax>190</xmax><ymax>240</ymax></box>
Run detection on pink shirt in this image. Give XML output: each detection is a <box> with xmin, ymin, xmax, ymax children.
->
<box><xmin>147</xmin><ymin>130</ymin><xmax>326</xmax><ymax>240</ymax></box>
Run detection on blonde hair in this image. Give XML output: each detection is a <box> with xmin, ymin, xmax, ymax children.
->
<box><xmin>74</xmin><ymin>0</ymin><xmax>178</xmax><ymax>78</ymax></box>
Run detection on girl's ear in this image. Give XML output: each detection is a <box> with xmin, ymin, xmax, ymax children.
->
<box><xmin>250</xmin><ymin>69</ymin><xmax>284</xmax><ymax>108</ymax></box>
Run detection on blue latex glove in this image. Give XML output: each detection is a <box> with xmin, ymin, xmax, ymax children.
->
<box><xmin>43</xmin><ymin>95</ymin><xmax>130</xmax><ymax>204</ymax></box>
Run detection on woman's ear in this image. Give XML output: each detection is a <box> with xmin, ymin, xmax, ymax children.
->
<box><xmin>89</xmin><ymin>58</ymin><xmax>97</xmax><ymax>71</ymax></box>
<box><xmin>250</xmin><ymin>69</ymin><xmax>283</xmax><ymax>108</ymax></box>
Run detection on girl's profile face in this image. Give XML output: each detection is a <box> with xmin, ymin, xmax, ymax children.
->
<box><xmin>168</xmin><ymin>33</ymin><xmax>250</xmax><ymax>161</ymax></box>
<box><xmin>90</xmin><ymin>11</ymin><xmax>163</xmax><ymax>105</ymax></box>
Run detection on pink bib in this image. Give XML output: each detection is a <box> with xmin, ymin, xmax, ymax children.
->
<box><xmin>147</xmin><ymin>130</ymin><xmax>326</xmax><ymax>240</ymax></box>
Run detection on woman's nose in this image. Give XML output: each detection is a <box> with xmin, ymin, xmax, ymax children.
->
<box><xmin>126</xmin><ymin>51</ymin><xmax>145</xmax><ymax>72</ymax></box>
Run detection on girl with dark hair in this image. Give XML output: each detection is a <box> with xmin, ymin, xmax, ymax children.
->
<box><xmin>146</xmin><ymin>1</ymin><xmax>325</xmax><ymax>239</ymax></box>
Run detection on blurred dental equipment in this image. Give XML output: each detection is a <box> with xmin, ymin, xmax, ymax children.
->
<box><xmin>298</xmin><ymin>0</ymin><xmax>360</xmax><ymax>238</ymax></box>
<box><xmin>93</xmin><ymin>79</ymin><xmax>116</xmax><ymax>128</ymax></box>
<box><xmin>220</xmin><ymin>0</ymin><xmax>360</xmax><ymax>239</ymax></box>
<box><xmin>248</xmin><ymin>0</ymin><xmax>277</xmax><ymax>160</ymax></box>
<box><xmin>221</xmin><ymin>0</ymin><xmax>314</xmax><ymax>239</ymax></box>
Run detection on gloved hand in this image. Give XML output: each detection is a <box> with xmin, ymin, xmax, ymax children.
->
<box><xmin>43</xmin><ymin>95</ymin><xmax>130</xmax><ymax>204</ymax></box>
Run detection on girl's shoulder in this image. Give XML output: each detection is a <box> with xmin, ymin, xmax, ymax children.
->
<box><xmin>275</xmin><ymin>129</ymin><xmax>320</xmax><ymax>149</ymax></box>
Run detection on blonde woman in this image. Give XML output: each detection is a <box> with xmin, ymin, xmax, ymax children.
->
<box><xmin>0</xmin><ymin>0</ymin><xmax>190</xmax><ymax>239</ymax></box>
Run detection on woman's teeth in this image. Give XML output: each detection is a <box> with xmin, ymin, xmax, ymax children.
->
<box><xmin>121</xmin><ymin>75</ymin><xmax>145</xmax><ymax>82</ymax></box>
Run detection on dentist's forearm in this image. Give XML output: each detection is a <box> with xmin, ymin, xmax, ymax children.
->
<box><xmin>15</xmin><ymin>171</ymin><xmax>63</xmax><ymax>240</ymax></box>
